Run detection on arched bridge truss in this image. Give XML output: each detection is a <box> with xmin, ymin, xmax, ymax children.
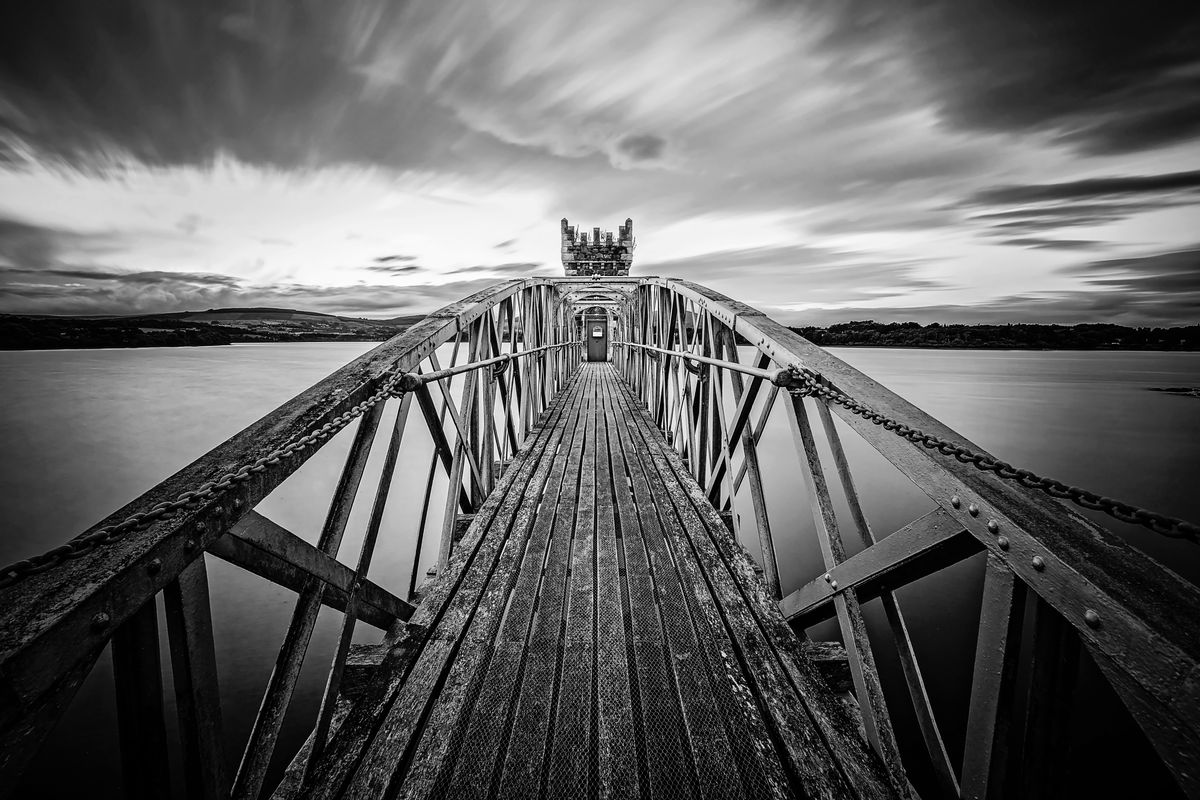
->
<box><xmin>0</xmin><ymin>276</ymin><xmax>1197</xmax><ymax>800</ymax></box>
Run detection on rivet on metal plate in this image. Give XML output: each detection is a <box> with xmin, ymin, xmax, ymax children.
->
<box><xmin>1032</xmin><ymin>556</ymin><xmax>1045</xmax><ymax>571</ymax></box>
<box><xmin>986</xmin><ymin>519</ymin><xmax>999</xmax><ymax>534</ymax></box>
<box><xmin>968</xmin><ymin>504</ymin><xmax>979</xmax><ymax>517</ymax></box>
<box><xmin>1085</xmin><ymin>609</ymin><xmax>1101</xmax><ymax>628</ymax></box>
<box><xmin>950</xmin><ymin>496</ymin><xmax>961</xmax><ymax>509</ymax></box>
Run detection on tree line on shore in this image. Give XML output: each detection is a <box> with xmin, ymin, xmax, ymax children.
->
<box><xmin>788</xmin><ymin>321</ymin><xmax>1200</xmax><ymax>350</ymax></box>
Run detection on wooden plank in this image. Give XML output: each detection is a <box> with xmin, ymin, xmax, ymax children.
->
<box><xmin>293</xmin><ymin>371</ymin><xmax>581</xmax><ymax>800</ymax></box>
<box><xmin>495</xmin><ymin>370</ymin><xmax>593</xmax><ymax>797</ymax></box>
<box><xmin>608</xmin><ymin>368</ymin><xmax>778</xmax><ymax>800</ymax></box>
<box><xmin>605</xmin><ymin>371</ymin><xmax>700</xmax><ymax>800</ymax></box>
<box><xmin>210</xmin><ymin>511</ymin><xmax>413</xmax><ymax>628</ymax></box>
<box><xmin>112</xmin><ymin>597</ymin><xmax>170</xmax><ymax>800</ymax></box>
<box><xmin>164</xmin><ymin>557</ymin><xmax>228</xmax><ymax>800</ymax></box>
<box><xmin>592</xmin><ymin>380</ymin><xmax>641</xmax><ymax>800</ymax></box>
<box><xmin>434</xmin><ymin>369</ymin><xmax>591</xmax><ymax>799</ymax></box>
<box><xmin>960</xmin><ymin>553</ymin><xmax>1025</xmax><ymax>800</ymax></box>
<box><xmin>336</xmin><ymin>375</ymin><xmax>586</xmax><ymax>798</ymax></box>
<box><xmin>613</xmin><ymin>370</ymin><xmax>898</xmax><ymax>800</ymax></box>
<box><xmin>232</xmin><ymin>401</ymin><xmax>385</xmax><ymax>800</ymax></box>
<box><xmin>546</xmin><ymin>379</ymin><xmax>598</xmax><ymax>799</ymax></box>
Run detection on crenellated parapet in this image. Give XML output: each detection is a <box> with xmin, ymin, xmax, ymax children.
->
<box><xmin>560</xmin><ymin>217</ymin><xmax>635</xmax><ymax>276</ymax></box>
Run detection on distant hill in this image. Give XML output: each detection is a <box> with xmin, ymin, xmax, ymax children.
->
<box><xmin>789</xmin><ymin>321</ymin><xmax>1200</xmax><ymax>350</ymax></box>
<box><xmin>0</xmin><ymin>308</ymin><xmax>428</xmax><ymax>350</ymax></box>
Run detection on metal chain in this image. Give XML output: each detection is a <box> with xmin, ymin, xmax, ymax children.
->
<box><xmin>0</xmin><ymin>371</ymin><xmax>406</xmax><ymax>589</ymax></box>
<box><xmin>783</xmin><ymin>366</ymin><xmax>1200</xmax><ymax>544</ymax></box>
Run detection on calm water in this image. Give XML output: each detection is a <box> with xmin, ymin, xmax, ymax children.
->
<box><xmin>3</xmin><ymin>344</ymin><xmax>1198</xmax><ymax>797</ymax></box>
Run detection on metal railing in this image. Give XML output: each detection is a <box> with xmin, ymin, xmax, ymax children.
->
<box><xmin>614</xmin><ymin>277</ymin><xmax>1200</xmax><ymax>799</ymax></box>
<box><xmin>0</xmin><ymin>278</ymin><xmax>581</xmax><ymax>800</ymax></box>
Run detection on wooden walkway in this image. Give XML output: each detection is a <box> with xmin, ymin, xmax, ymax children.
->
<box><xmin>292</xmin><ymin>364</ymin><xmax>896</xmax><ymax>800</ymax></box>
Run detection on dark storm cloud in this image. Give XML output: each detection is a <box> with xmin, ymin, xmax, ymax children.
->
<box><xmin>1064</xmin><ymin>245</ymin><xmax>1200</xmax><ymax>292</ymax></box>
<box><xmin>999</xmin><ymin>238</ymin><xmax>1104</xmax><ymax>251</ymax></box>
<box><xmin>615</xmin><ymin>134</ymin><xmax>666</xmax><ymax>163</ymax></box>
<box><xmin>959</xmin><ymin>171</ymin><xmax>1200</xmax><ymax>239</ymax></box>
<box><xmin>2</xmin><ymin>265</ymin><xmax>241</xmax><ymax>286</ymax></box>
<box><xmin>966</xmin><ymin>170</ymin><xmax>1200</xmax><ymax>206</ymax></box>
<box><xmin>781</xmin><ymin>0</ymin><xmax>1200</xmax><ymax>154</ymax></box>
<box><xmin>0</xmin><ymin>0</ymin><xmax>471</xmax><ymax>170</ymax></box>
<box><xmin>0</xmin><ymin>265</ymin><xmax>506</xmax><ymax>316</ymax></box>
<box><xmin>0</xmin><ymin>217</ymin><xmax>122</xmax><ymax>266</ymax></box>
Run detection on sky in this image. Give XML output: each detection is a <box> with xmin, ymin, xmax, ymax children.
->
<box><xmin>0</xmin><ymin>0</ymin><xmax>1198</xmax><ymax>326</ymax></box>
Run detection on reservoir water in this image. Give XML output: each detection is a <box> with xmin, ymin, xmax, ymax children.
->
<box><xmin>3</xmin><ymin>343</ymin><xmax>1198</xmax><ymax>798</ymax></box>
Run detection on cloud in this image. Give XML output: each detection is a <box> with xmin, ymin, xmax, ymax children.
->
<box><xmin>957</xmin><ymin>170</ymin><xmax>1200</xmax><ymax>241</ymax></box>
<box><xmin>364</xmin><ymin>264</ymin><xmax>425</xmax><ymax>275</ymax></box>
<box><xmin>998</xmin><ymin>238</ymin><xmax>1105</xmax><ymax>251</ymax></box>
<box><xmin>448</xmin><ymin>262</ymin><xmax>546</xmax><ymax>276</ymax></box>
<box><xmin>965</xmin><ymin>170</ymin><xmax>1200</xmax><ymax>206</ymax></box>
<box><xmin>614</xmin><ymin>134</ymin><xmax>666</xmax><ymax>163</ymax></box>
<box><xmin>373</xmin><ymin>255</ymin><xmax>418</xmax><ymax>263</ymax></box>
<box><xmin>777</xmin><ymin>1</ymin><xmax>1200</xmax><ymax>154</ymax></box>
<box><xmin>0</xmin><ymin>216</ymin><xmax>125</xmax><ymax>267</ymax></box>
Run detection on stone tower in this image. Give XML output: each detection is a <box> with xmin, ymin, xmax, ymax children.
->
<box><xmin>560</xmin><ymin>218</ymin><xmax>634</xmax><ymax>276</ymax></box>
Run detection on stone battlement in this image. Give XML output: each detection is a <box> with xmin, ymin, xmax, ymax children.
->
<box><xmin>561</xmin><ymin>217</ymin><xmax>634</xmax><ymax>276</ymax></box>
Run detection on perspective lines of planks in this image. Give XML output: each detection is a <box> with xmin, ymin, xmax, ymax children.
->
<box><xmin>294</xmin><ymin>364</ymin><xmax>897</xmax><ymax>800</ymax></box>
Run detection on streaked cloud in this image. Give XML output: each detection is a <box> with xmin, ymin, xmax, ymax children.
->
<box><xmin>0</xmin><ymin>0</ymin><xmax>1196</xmax><ymax>324</ymax></box>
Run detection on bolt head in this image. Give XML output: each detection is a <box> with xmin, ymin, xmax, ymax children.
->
<box><xmin>950</xmin><ymin>496</ymin><xmax>961</xmax><ymax>509</ymax></box>
<box><xmin>968</xmin><ymin>503</ymin><xmax>980</xmax><ymax>517</ymax></box>
<box><xmin>90</xmin><ymin>612</ymin><xmax>110</xmax><ymax>632</ymax></box>
<box><xmin>830</xmin><ymin>580</ymin><xmax>839</xmax><ymax>590</ymax></box>
<box><xmin>1032</xmin><ymin>556</ymin><xmax>1045</xmax><ymax>571</ymax></box>
<box><xmin>823</xmin><ymin>573</ymin><xmax>832</xmax><ymax>582</ymax></box>
<box><xmin>997</xmin><ymin>536</ymin><xmax>1010</xmax><ymax>551</ymax></box>
<box><xmin>986</xmin><ymin>519</ymin><xmax>999</xmax><ymax>534</ymax></box>
<box><xmin>147</xmin><ymin>558</ymin><xmax>162</xmax><ymax>575</ymax></box>
<box><xmin>1084</xmin><ymin>609</ymin><xmax>1101</xmax><ymax>629</ymax></box>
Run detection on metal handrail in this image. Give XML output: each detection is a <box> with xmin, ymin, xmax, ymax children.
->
<box><xmin>399</xmin><ymin>341</ymin><xmax>579</xmax><ymax>390</ymax></box>
<box><xmin>612</xmin><ymin>340</ymin><xmax>790</xmax><ymax>384</ymax></box>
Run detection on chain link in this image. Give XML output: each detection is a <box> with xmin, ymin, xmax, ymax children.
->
<box><xmin>0</xmin><ymin>371</ymin><xmax>406</xmax><ymax>589</ymax></box>
<box><xmin>783</xmin><ymin>366</ymin><xmax>1200</xmax><ymax>544</ymax></box>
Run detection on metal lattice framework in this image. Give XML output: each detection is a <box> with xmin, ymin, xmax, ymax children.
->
<box><xmin>0</xmin><ymin>275</ymin><xmax>1197</xmax><ymax>800</ymax></box>
<box><xmin>614</xmin><ymin>277</ymin><xmax>1200</xmax><ymax>799</ymax></box>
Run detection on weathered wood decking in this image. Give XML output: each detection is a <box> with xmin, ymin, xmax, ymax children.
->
<box><xmin>291</xmin><ymin>364</ymin><xmax>897</xmax><ymax>800</ymax></box>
